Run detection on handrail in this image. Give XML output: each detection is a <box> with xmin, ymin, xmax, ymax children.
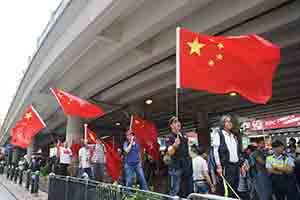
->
<box><xmin>187</xmin><ymin>193</ymin><xmax>238</xmax><ymax>200</ymax></box>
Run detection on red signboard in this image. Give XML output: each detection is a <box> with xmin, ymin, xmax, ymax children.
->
<box><xmin>243</xmin><ymin>115</ymin><xmax>300</xmax><ymax>131</ymax></box>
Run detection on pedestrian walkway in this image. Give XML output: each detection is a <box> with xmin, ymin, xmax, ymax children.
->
<box><xmin>0</xmin><ymin>175</ymin><xmax>47</xmax><ymax>200</ymax></box>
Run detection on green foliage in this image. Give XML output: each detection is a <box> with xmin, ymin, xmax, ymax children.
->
<box><xmin>40</xmin><ymin>166</ymin><xmax>49</xmax><ymax>177</ymax></box>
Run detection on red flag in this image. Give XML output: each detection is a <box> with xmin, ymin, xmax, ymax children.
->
<box><xmin>86</xmin><ymin>128</ymin><xmax>97</xmax><ymax>144</ymax></box>
<box><xmin>177</xmin><ymin>27</ymin><xmax>280</xmax><ymax>104</ymax></box>
<box><xmin>50</xmin><ymin>88</ymin><xmax>105</xmax><ymax>118</ymax></box>
<box><xmin>11</xmin><ymin>105</ymin><xmax>46</xmax><ymax>148</ymax></box>
<box><xmin>130</xmin><ymin>115</ymin><xmax>160</xmax><ymax>161</ymax></box>
<box><xmin>102</xmin><ymin>141</ymin><xmax>122</xmax><ymax>181</ymax></box>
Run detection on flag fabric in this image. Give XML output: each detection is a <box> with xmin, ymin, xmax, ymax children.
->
<box><xmin>50</xmin><ymin>88</ymin><xmax>105</xmax><ymax>119</ymax></box>
<box><xmin>84</xmin><ymin>127</ymin><xmax>122</xmax><ymax>181</ymax></box>
<box><xmin>86</xmin><ymin>128</ymin><xmax>97</xmax><ymax>144</ymax></box>
<box><xmin>130</xmin><ymin>115</ymin><xmax>160</xmax><ymax>161</ymax></box>
<box><xmin>11</xmin><ymin>105</ymin><xmax>46</xmax><ymax>148</ymax></box>
<box><xmin>177</xmin><ymin>27</ymin><xmax>280</xmax><ymax>104</ymax></box>
<box><xmin>103</xmin><ymin>141</ymin><xmax>122</xmax><ymax>181</ymax></box>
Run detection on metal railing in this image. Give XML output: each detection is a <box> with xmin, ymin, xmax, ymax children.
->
<box><xmin>48</xmin><ymin>175</ymin><xmax>239</xmax><ymax>200</ymax></box>
<box><xmin>187</xmin><ymin>193</ymin><xmax>238</xmax><ymax>200</ymax></box>
<box><xmin>48</xmin><ymin>174</ymin><xmax>179</xmax><ymax>200</ymax></box>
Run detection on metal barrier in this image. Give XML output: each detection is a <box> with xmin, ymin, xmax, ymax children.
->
<box><xmin>48</xmin><ymin>174</ymin><xmax>180</xmax><ymax>200</ymax></box>
<box><xmin>187</xmin><ymin>193</ymin><xmax>238</xmax><ymax>200</ymax></box>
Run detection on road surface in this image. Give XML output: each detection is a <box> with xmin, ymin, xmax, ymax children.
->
<box><xmin>0</xmin><ymin>183</ymin><xmax>17</xmax><ymax>200</ymax></box>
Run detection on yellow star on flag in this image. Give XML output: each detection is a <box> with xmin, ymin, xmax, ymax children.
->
<box><xmin>217</xmin><ymin>43</ymin><xmax>224</xmax><ymax>49</ymax></box>
<box><xmin>187</xmin><ymin>38</ymin><xmax>205</xmax><ymax>56</ymax></box>
<box><xmin>24</xmin><ymin>112</ymin><xmax>32</xmax><ymax>120</ymax></box>
<box><xmin>208</xmin><ymin>60</ymin><xmax>215</xmax><ymax>66</ymax></box>
<box><xmin>217</xmin><ymin>54</ymin><xmax>223</xmax><ymax>60</ymax></box>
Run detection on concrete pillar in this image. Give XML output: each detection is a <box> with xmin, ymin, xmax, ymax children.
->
<box><xmin>195</xmin><ymin>112</ymin><xmax>210</xmax><ymax>149</ymax></box>
<box><xmin>27</xmin><ymin>137</ymin><xmax>37</xmax><ymax>155</ymax></box>
<box><xmin>12</xmin><ymin>147</ymin><xmax>20</xmax><ymax>164</ymax></box>
<box><xmin>66</xmin><ymin>116</ymin><xmax>84</xmax><ymax>145</ymax></box>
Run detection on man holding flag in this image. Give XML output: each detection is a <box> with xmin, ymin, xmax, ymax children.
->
<box><xmin>123</xmin><ymin>130</ymin><xmax>148</xmax><ymax>192</ymax></box>
<box><xmin>166</xmin><ymin>116</ymin><xmax>193</xmax><ymax>197</ymax></box>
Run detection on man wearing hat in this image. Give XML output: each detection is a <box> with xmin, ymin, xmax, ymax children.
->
<box><xmin>266</xmin><ymin>140</ymin><xmax>299</xmax><ymax>200</ymax></box>
<box><xmin>166</xmin><ymin>116</ymin><xmax>193</xmax><ymax>197</ymax></box>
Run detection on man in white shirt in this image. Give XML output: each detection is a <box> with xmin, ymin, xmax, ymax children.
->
<box><xmin>59</xmin><ymin>142</ymin><xmax>72</xmax><ymax>176</ymax></box>
<box><xmin>78</xmin><ymin>140</ymin><xmax>93</xmax><ymax>178</ymax></box>
<box><xmin>192</xmin><ymin>146</ymin><xmax>215</xmax><ymax>194</ymax></box>
<box><xmin>212</xmin><ymin>115</ymin><xmax>240</xmax><ymax>197</ymax></box>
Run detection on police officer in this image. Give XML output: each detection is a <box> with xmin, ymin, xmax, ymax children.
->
<box><xmin>266</xmin><ymin>140</ymin><xmax>299</xmax><ymax>200</ymax></box>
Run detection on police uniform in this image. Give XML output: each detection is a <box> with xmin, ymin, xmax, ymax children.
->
<box><xmin>266</xmin><ymin>154</ymin><xmax>298</xmax><ymax>200</ymax></box>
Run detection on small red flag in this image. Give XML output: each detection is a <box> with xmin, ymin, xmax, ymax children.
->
<box><xmin>50</xmin><ymin>88</ymin><xmax>105</xmax><ymax>119</ymax></box>
<box><xmin>86</xmin><ymin>128</ymin><xmax>97</xmax><ymax>144</ymax></box>
<box><xmin>177</xmin><ymin>27</ymin><xmax>280</xmax><ymax>104</ymax></box>
<box><xmin>11</xmin><ymin>105</ymin><xmax>46</xmax><ymax>148</ymax></box>
<box><xmin>103</xmin><ymin>141</ymin><xmax>122</xmax><ymax>181</ymax></box>
<box><xmin>130</xmin><ymin>115</ymin><xmax>160</xmax><ymax>161</ymax></box>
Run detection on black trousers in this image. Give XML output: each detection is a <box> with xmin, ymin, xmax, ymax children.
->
<box><xmin>222</xmin><ymin>163</ymin><xmax>239</xmax><ymax>198</ymax></box>
<box><xmin>271</xmin><ymin>174</ymin><xmax>300</xmax><ymax>200</ymax></box>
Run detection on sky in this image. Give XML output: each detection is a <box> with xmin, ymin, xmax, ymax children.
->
<box><xmin>0</xmin><ymin>0</ymin><xmax>61</xmax><ymax>122</ymax></box>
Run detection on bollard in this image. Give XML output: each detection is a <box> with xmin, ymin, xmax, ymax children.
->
<box><xmin>25</xmin><ymin>170</ymin><xmax>31</xmax><ymax>190</ymax></box>
<box><xmin>6</xmin><ymin>166</ymin><xmax>10</xmax><ymax>179</ymax></box>
<box><xmin>10</xmin><ymin>167</ymin><xmax>15</xmax><ymax>181</ymax></box>
<box><xmin>0</xmin><ymin>163</ymin><xmax>4</xmax><ymax>174</ymax></box>
<box><xmin>19</xmin><ymin>170</ymin><xmax>24</xmax><ymax>185</ymax></box>
<box><xmin>14</xmin><ymin>168</ymin><xmax>19</xmax><ymax>183</ymax></box>
<box><xmin>31</xmin><ymin>171</ymin><xmax>40</xmax><ymax>194</ymax></box>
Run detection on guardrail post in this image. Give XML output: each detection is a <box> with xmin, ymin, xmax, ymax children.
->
<box><xmin>14</xmin><ymin>168</ymin><xmax>19</xmax><ymax>183</ymax></box>
<box><xmin>84</xmin><ymin>179</ymin><xmax>89</xmax><ymax>200</ymax></box>
<box><xmin>25</xmin><ymin>170</ymin><xmax>31</xmax><ymax>190</ymax></box>
<box><xmin>65</xmin><ymin>176</ymin><xmax>69</xmax><ymax>200</ymax></box>
<box><xmin>31</xmin><ymin>171</ymin><xmax>40</xmax><ymax>194</ymax></box>
<box><xmin>116</xmin><ymin>185</ymin><xmax>122</xmax><ymax>200</ymax></box>
<box><xmin>19</xmin><ymin>170</ymin><xmax>23</xmax><ymax>185</ymax></box>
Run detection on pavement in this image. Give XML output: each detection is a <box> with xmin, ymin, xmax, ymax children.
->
<box><xmin>0</xmin><ymin>175</ymin><xmax>48</xmax><ymax>200</ymax></box>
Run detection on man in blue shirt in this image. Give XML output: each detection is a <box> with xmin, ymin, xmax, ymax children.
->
<box><xmin>123</xmin><ymin>130</ymin><xmax>148</xmax><ymax>191</ymax></box>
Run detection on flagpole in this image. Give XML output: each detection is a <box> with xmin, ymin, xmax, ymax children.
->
<box><xmin>176</xmin><ymin>27</ymin><xmax>180</xmax><ymax>118</ymax></box>
<box><xmin>84</xmin><ymin>123</ymin><xmax>88</xmax><ymax>142</ymax></box>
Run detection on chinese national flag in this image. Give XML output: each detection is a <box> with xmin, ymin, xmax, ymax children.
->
<box><xmin>86</xmin><ymin>128</ymin><xmax>97</xmax><ymax>144</ymax></box>
<box><xmin>11</xmin><ymin>105</ymin><xmax>46</xmax><ymax>148</ymax></box>
<box><xmin>50</xmin><ymin>88</ymin><xmax>105</xmax><ymax>119</ymax></box>
<box><xmin>102</xmin><ymin>140</ymin><xmax>122</xmax><ymax>181</ymax></box>
<box><xmin>130</xmin><ymin>115</ymin><xmax>160</xmax><ymax>161</ymax></box>
<box><xmin>177</xmin><ymin>27</ymin><xmax>280</xmax><ymax>104</ymax></box>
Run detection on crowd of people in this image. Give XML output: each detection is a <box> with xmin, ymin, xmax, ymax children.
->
<box><xmin>7</xmin><ymin>114</ymin><xmax>300</xmax><ymax>199</ymax></box>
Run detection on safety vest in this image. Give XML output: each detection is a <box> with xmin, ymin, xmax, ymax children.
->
<box><xmin>266</xmin><ymin>154</ymin><xmax>288</xmax><ymax>169</ymax></box>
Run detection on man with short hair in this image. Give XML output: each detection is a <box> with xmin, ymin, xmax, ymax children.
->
<box><xmin>78</xmin><ymin>140</ymin><xmax>93</xmax><ymax>178</ymax></box>
<box><xmin>266</xmin><ymin>140</ymin><xmax>299</xmax><ymax>200</ymax></box>
<box><xmin>91</xmin><ymin>139</ymin><xmax>105</xmax><ymax>181</ymax></box>
<box><xmin>123</xmin><ymin>130</ymin><xmax>148</xmax><ymax>191</ymax></box>
<box><xmin>251</xmin><ymin>138</ymin><xmax>272</xmax><ymax>200</ymax></box>
<box><xmin>166</xmin><ymin>116</ymin><xmax>193</xmax><ymax>197</ymax></box>
<box><xmin>212</xmin><ymin>115</ymin><xmax>240</xmax><ymax>198</ymax></box>
<box><xmin>192</xmin><ymin>146</ymin><xmax>215</xmax><ymax>194</ymax></box>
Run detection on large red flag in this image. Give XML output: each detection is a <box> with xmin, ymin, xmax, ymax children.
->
<box><xmin>177</xmin><ymin>27</ymin><xmax>280</xmax><ymax>104</ymax></box>
<box><xmin>11</xmin><ymin>105</ymin><xmax>46</xmax><ymax>148</ymax></box>
<box><xmin>130</xmin><ymin>115</ymin><xmax>160</xmax><ymax>161</ymax></box>
<box><xmin>103</xmin><ymin>141</ymin><xmax>122</xmax><ymax>181</ymax></box>
<box><xmin>50</xmin><ymin>88</ymin><xmax>105</xmax><ymax>118</ymax></box>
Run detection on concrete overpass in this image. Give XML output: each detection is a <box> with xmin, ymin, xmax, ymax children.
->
<box><xmin>1</xmin><ymin>0</ymin><xmax>300</xmax><ymax>149</ymax></box>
